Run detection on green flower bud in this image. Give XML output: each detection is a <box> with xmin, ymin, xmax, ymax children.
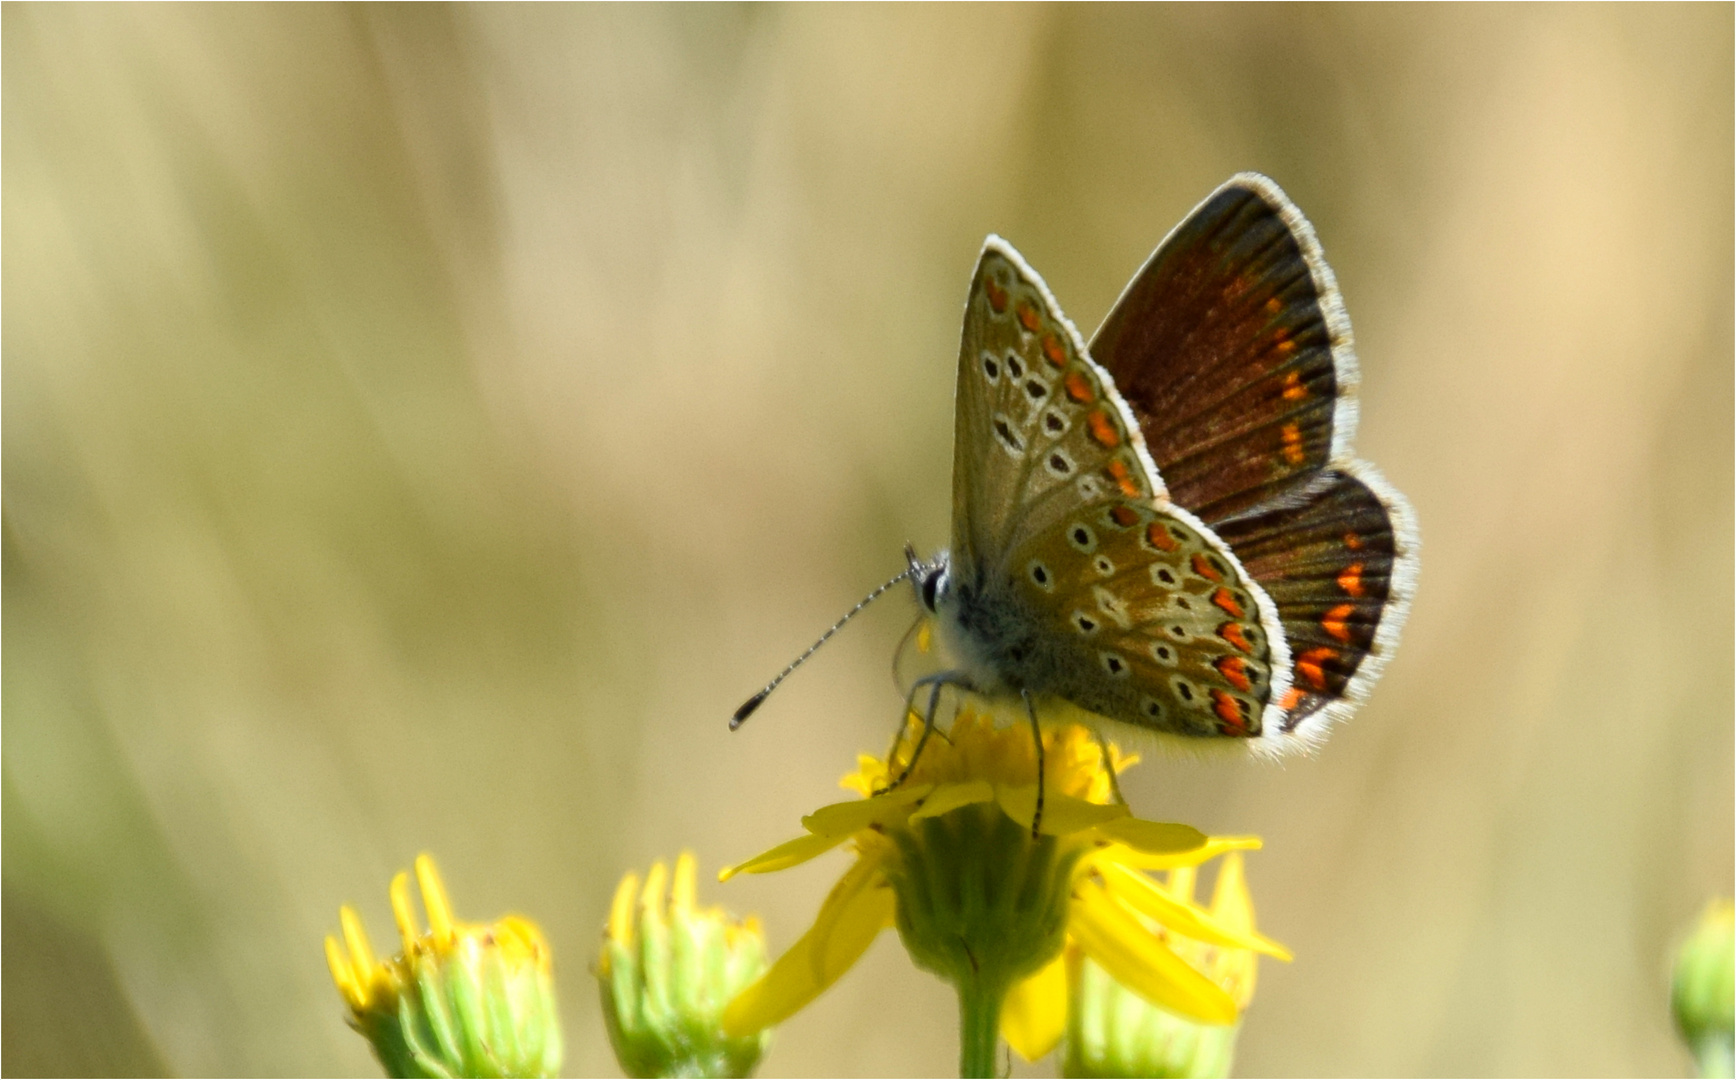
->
<box><xmin>325</xmin><ymin>854</ymin><xmax>562</xmax><ymax>1079</ymax></box>
<box><xmin>1064</xmin><ymin>953</ymin><xmax>1237</xmax><ymax>1079</ymax></box>
<box><xmin>599</xmin><ymin>852</ymin><xmax>770</xmax><ymax>1079</ymax></box>
<box><xmin>1064</xmin><ymin>857</ymin><xmax>1263</xmax><ymax>1079</ymax></box>
<box><xmin>1673</xmin><ymin>900</ymin><xmax>1735</xmax><ymax>1079</ymax></box>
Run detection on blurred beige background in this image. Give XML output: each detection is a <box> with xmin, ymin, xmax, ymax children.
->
<box><xmin>4</xmin><ymin>4</ymin><xmax>1730</xmax><ymax>1077</ymax></box>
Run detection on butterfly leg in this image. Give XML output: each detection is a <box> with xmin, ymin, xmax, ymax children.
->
<box><xmin>1021</xmin><ymin>689</ymin><xmax>1045</xmax><ymax>839</ymax></box>
<box><xmin>876</xmin><ymin>672</ymin><xmax>957</xmax><ymax>796</ymax></box>
<box><xmin>1094</xmin><ymin>732</ymin><xmax>1127</xmax><ymax>806</ymax></box>
<box><xmin>880</xmin><ymin>672</ymin><xmax>936</xmax><ymax>771</ymax></box>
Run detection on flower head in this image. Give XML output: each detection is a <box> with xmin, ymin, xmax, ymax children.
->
<box><xmin>599</xmin><ymin>852</ymin><xmax>770</xmax><ymax>1079</ymax></box>
<box><xmin>718</xmin><ymin>710</ymin><xmax>1288</xmax><ymax>1075</ymax></box>
<box><xmin>324</xmin><ymin>854</ymin><xmax>561</xmax><ymax>1079</ymax></box>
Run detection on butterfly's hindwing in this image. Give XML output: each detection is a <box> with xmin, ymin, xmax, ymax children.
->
<box><xmin>946</xmin><ymin>239</ymin><xmax>1290</xmax><ymax>740</ymax></box>
<box><xmin>1211</xmin><ymin>465</ymin><xmax>1416</xmax><ymax>733</ymax></box>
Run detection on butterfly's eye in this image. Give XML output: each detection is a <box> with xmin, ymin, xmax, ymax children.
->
<box><xmin>1042</xmin><ymin>410</ymin><xmax>1067</xmax><ymax>435</ymax></box>
<box><xmin>920</xmin><ymin>567</ymin><xmax>945</xmax><ymax>611</ymax></box>
<box><xmin>1005</xmin><ymin>353</ymin><xmax>1024</xmax><ymax>380</ymax></box>
<box><xmin>1099</xmin><ymin>651</ymin><xmax>1128</xmax><ymax>678</ymax></box>
<box><xmin>1093</xmin><ymin>555</ymin><xmax>1114</xmax><ymax>577</ymax></box>
<box><xmin>1150</xmin><ymin>643</ymin><xmax>1177</xmax><ymax>667</ymax></box>
<box><xmin>1172</xmin><ymin>676</ymin><xmax>1198</xmax><ymax>705</ymax></box>
<box><xmin>993</xmin><ymin>416</ymin><xmax>1024</xmax><ymax>455</ymax></box>
<box><xmin>981</xmin><ymin>354</ymin><xmax>1001</xmax><ymax>382</ymax></box>
<box><xmin>1046</xmin><ymin>452</ymin><xmax>1074</xmax><ymax>478</ymax></box>
<box><xmin>1072</xmin><ymin>612</ymin><xmax>1099</xmax><ymax>635</ymax></box>
<box><xmin>1024</xmin><ymin>379</ymin><xmax>1048</xmax><ymax>401</ymax></box>
<box><xmin>1068</xmin><ymin>524</ymin><xmax>1097</xmax><ymax>552</ymax></box>
<box><xmin>1151</xmin><ymin>565</ymin><xmax>1178</xmax><ymax>587</ymax></box>
<box><xmin>1141</xmin><ymin>697</ymin><xmax>1167</xmax><ymax>721</ymax></box>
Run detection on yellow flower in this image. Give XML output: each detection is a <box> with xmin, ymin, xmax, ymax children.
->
<box><xmin>598</xmin><ymin>852</ymin><xmax>771</xmax><ymax>1079</ymax></box>
<box><xmin>717</xmin><ymin>710</ymin><xmax>1288</xmax><ymax>1076</ymax></box>
<box><xmin>1060</xmin><ymin>853</ymin><xmax>1268</xmax><ymax>1078</ymax></box>
<box><xmin>324</xmin><ymin>854</ymin><xmax>562</xmax><ymax>1079</ymax></box>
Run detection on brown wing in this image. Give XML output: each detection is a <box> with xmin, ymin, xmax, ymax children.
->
<box><xmin>1091</xmin><ymin>175</ymin><xmax>1416</xmax><ymax>740</ymax></box>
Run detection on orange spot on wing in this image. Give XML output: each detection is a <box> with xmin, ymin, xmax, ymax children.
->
<box><xmin>985</xmin><ymin>277</ymin><xmax>1008</xmax><ymax>313</ymax></box>
<box><xmin>1211</xmin><ymin>588</ymin><xmax>1244</xmax><ymax>618</ymax></box>
<box><xmin>1104</xmin><ymin>459</ymin><xmax>1140</xmax><ymax>498</ymax></box>
<box><xmin>1214</xmin><ymin>656</ymin><xmax>1253</xmax><ymax>692</ymax></box>
<box><xmin>1017</xmin><ymin>304</ymin><xmax>1041</xmax><ymax>332</ymax></box>
<box><xmin>1146</xmin><ymin>523</ymin><xmax>1178</xmax><ymax>552</ymax></box>
<box><xmin>1322</xmin><ymin>603</ymin><xmax>1356</xmax><ymax>643</ymax></box>
<box><xmin>1086</xmin><ymin>410</ymin><xmax>1120</xmax><ymax>447</ymax></box>
<box><xmin>1211</xmin><ymin>689</ymin><xmax>1248</xmax><ymax>734</ymax></box>
<box><xmin>1218</xmin><ymin>622</ymin><xmax>1252</xmax><ymax>652</ymax></box>
<box><xmin>1277</xmin><ymin>339</ymin><xmax>1296</xmax><ymax>356</ymax></box>
<box><xmin>1296</xmin><ymin>647</ymin><xmax>1338</xmax><ymax>691</ymax></box>
<box><xmin>1109</xmin><ymin>505</ymin><xmax>1138</xmax><ymax>528</ymax></box>
<box><xmin>1191</xmin><ymin>553</ymin><xmax>1223</xmax><ymax>582</ymax></box>
<box><xmin>1337</xmin><ymin>562</ymin><xmax>1366</xmax><ymax>597</ymax></box>
<box><xmin>1278</xmin><ymin>687</ymin><xmax>1305</xmax><ymax>711</ymax></box>
<box><xmin>1344</xmin><ymin>532</ymin><xmax>1364</xmax><ymax>551</ymax></box>
<box><xmin>1281</xmin><ymin>422</ymin><xmax>1306</xmax><ymax>465</ymax></box>
<box><xmin>1265</xmin><ymin>297</ymin><xmax>1283</xmax><ymax>315</ymax></box>
<box><xmin>1282</xmin><ymin>371</ymin><xmax>1306</xmax><ymax>401</ymax></box>
<box><xmin>1041</xmin><ymin>334</ymin><xmax>1066</xmax><ymax>368</ymax></box>
<box><xmin>1064</xmin><ymin>371</ymin><xmax>1094</xmax><ymax>404</ymax></box>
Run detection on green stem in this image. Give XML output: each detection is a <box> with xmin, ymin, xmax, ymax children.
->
<box><xmin>955</xmin><ymin>968</ymin><xmax>1008</xmax><ymax>1079</ymax></box>
<box><xmin>1694</xmin><ymin>1032</ymin><xmax>1735</xmax><ymax>1080</ymax></box>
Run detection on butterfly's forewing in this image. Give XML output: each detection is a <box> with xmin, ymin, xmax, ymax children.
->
<box><xmin>1090</xmin><ymin>174</ymin><xmax>1417</xmax><ymax>738</ymax></box>
<box><xmin>1091</xmin><ymin>176</ymin><xmax>1348</xmax><ymax>521</ymax></box>
<box><xmin>950</xmin><ymin>240</ymin><xmax>1292</xmax><ymax>740</ymax></box>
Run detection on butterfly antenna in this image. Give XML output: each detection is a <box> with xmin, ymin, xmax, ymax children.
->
<box><xmin>731</xmin><ymin>565</ymin><xmax>916</xmax><ymax>730</ymax></box>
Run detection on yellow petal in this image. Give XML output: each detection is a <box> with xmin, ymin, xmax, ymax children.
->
<box><xmin>800</xmin><ymin>850</ymin><xmax>886</xmax><ymax>986</ymax></box>
<box><xmin>840</xmin><ymin>754</ymin><xmax>885</xmax><ymax>797</ymax></box>
<box><xmin>722</xmin><ymin>858</ymin><xmax>894</xmax><ymax>1035</ymax></box>
<box><xmin>340</xmin><ymin>905</ymin><xmax>378</xmax><ymax>978</ymax></box>
<box><xmin>1000</xmin><ymin>950</ymin><xmax>1068</xmax><ymax>1062</ymax></box>
<box><xmin>608</xmin><ymin>870</ymin><xmax>640</xmax><ymax>947</ymax></box>
<box><xmin>995</xmin><ymin>785</ymin><xmax>1130</xmax><ymax>835</ymax></box>
<box><xmin>719</xmin><ymin>830</ymin><xmax>851</xmax><ymax>881</ymax></box>
<box><xmin>389</xmin><ymin>871</ymin><xmax>419</xmax><ymax>951</ymax></box>
<box><xmin>641</xmin><ymin>859</ymin><xmax>669</xmax><ymax>933</ymax></box>
<box><xmin>1167</xmin><ymin>865</ymin><xmax>1197</xmax><ymax>905</ymax></box>
<box><xmin>1210</xmin><ymin>851</ymin><xmax>1253</xmax><ymax>932</ymax></box>
<box><xmin>325</xmin><ymin>935</ymin><xmax>361</xmax><ymax>1010</ymax></box>
<box><xmin>672</xmin><ymin>851</ymin><xmax>698</xmax><ymax>915</ymax></box>
<box><xmin>415</xmin><ymin>855</ymin><xmax>455</xmax><ymax>948</ymax></box>
<box><xmin>909</xmin><ymin>780</ymin><xmax>995</xmax><ymax>821</ymax></box>
<box><xmin>1093</xmin><ymin>818</ymin><xmax>1207</xmax><ymax>855</ymax></box>
<box><xmin>1098</xmin><ymin>861</ymin><xmax>1291</xmax><ymax>960</ymax></box>
<box><xmin>1100</xmin><ymin>834</ymin><xmax>1261</xmax><ymax>870</ymax></box>
<box><xmin>1070</xmin><ymin>877</ymin><xmax>1239</xmax><ymax>1025</ymax></box>
<box><xmin>802</xmin><ymin>784</ymin><xmax>934</xmax><ymax>837</ymax></box>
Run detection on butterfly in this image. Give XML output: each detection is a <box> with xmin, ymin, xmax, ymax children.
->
<box><xmin>734</xmin><ymin>173</ymin><xmax>1416</xmax><ymax>763</ymax></box>
<box><xmin>903</xmin><ymin>173</ymin><xmax>1417</xmax><ymax>756</ymax></box>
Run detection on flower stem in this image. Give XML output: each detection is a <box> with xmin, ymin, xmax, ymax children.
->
<box><xmin>955</xmin><ymin>968</ymin><xmax>1008</xmax><ymax>1079</ymax></box>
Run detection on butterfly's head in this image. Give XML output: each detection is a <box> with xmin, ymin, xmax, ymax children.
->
<box><xmin>905</xmin><ymin>546</ymin><xmax>951</xmax><ymax>614</ymax></box>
